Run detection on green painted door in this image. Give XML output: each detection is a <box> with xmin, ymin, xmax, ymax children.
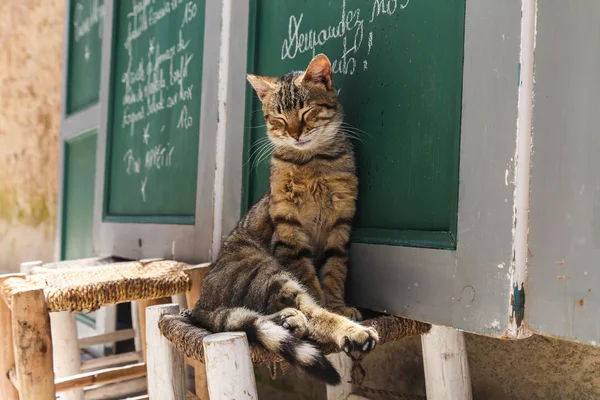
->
<box><xmin>62</xmin><ymin>130</ymin><xmax>97</xmax><ymax>260</ymax></box>
<box><xmin>243</xmin><ymin>0</ymin><xmax>465</xmax><ymax>249</ymax></box>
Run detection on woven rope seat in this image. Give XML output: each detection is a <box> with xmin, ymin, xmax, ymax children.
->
<box><xmin>159</xmin><ymin>311</ymin><xmax>432</xmax><ymax>365</ymax></box>
<box><xmin>0</xmin><ymin>259</ymin><xmax>192</xmax><ymax>312</ymax></box>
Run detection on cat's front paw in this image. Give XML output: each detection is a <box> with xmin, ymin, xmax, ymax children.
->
<box><xmin>333</xmin><ymin>306</ymin><xmax>362</xmax><ymax>321</ymax></box>
<box><xmin>339</xmin><ymin>325</ymin><xmax>378</xmax><ymax>355</ymax></box>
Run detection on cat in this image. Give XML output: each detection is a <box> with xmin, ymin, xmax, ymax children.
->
<box><xmin>186</xmin><ymin>54</ymin><xmax>378</xmax><ymax>385</ymax></box>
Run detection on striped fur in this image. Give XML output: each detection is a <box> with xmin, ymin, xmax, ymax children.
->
<box><xmin>189</xmin><ymin>54</ymin><xmax>378</xmax><ymax>385</ymax></box>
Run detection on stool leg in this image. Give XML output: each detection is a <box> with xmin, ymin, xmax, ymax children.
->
<box><xmin>137</xmin><ymin>297</ymin><xmax>171</xmax><ymax>361</ymax></box>
<box><xmin>12</xmin><ymin>288</ymin><xmax>56</xmax><ymax>400</ymax></box>
<box><xmin>421</xmin><ymin>325</ymin><xmax>472</xmax><ymax>400</ymax></box>
<box><xmin>203</xmin><ymin>332</ymin><xmax>258</xmax><ymax>399</ymax></box>
<box><xmin>0</xmin><ymin>275</ymin><xmax>19</xmax><ymax>400</ymax></box>
<box><xmin>146</xmin><ymin>304</ymin><xmax>186</xmax><ymax>400</ymax></box>
<box><xmin>326</xmin><ymin>353</ymin><xmax>354</xmax><ymax>400</ymax></box>
<box><xmin>185</xmin><ymin>267</ymin><xmax>210</xmax><ymax>400</ymax></box>
<box><xmin>131</xmin><ymin>301</ymin><xmax>142</xmax><ymax>352</ymax></box>
<box><xmin>51</xmin><ymin>311</ymin><xmax>83</xmax><ymax>400</ymax></box>
<box><xmin>21</xmin><ymin>261</ymin><xmax>83</xmax><ymax>400</ymax></box>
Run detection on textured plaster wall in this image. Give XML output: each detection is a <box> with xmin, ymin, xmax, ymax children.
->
<box><xmin>0</xmin><ymin>0</ymin><xmax>63</xmax><ymax>272</ymax></box>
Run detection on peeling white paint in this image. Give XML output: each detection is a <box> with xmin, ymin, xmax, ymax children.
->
<box><xmin>590</xmin><ymin>341</ymin><xmax>598</xmax><ymax>346</ymax></box>
<box><xmin>507</xmin><ymin>0</ymin><xmax>537</xmax><ymax>340</ymax></box>
<box><xmin>505</xmin><ymin>168</ymin><xmax>510</xmax><ymax>186</ymax></box>
<box><xmin>498</xmin><ymin>263</ymin><xmax>505</xmax><ymax>269</ymax></box>
<box><xmin>490</xmin><ymin>319</ymin><xmax>501</xmax><ymax>329</ymax></box>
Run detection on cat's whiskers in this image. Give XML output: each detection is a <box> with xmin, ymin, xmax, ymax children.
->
<box><xmin>251</xmin><ymin>142</ymin><xmax>274</xmax><ymax>170</ymax></box>
<box><xmin>249</xmin><ymin>136</ymin><xmax>271</xmax><ymax>148</ymax></box>
<box><xmin>337</xmin><ymin>128</ymin><xmax>367</xmax><ymax>143</ymax></box>
<box><xmin>332</xmin><ymin>115</ymin><xmax>373</xmax><ymax>138</ymax></box>
<box><xmin>256</xmin><ymin>145</ymin><xmax>275</xmax><ymax>169</ymax></box>
<box><xmin>246</xmin><ymin>137</ymin><xmax>272</xmax><ymax>163</ymax></box>
<box><xmin>246</xmin><ymin>139</ymin><xmax>274</xmax><ymax>168</ymax></box>
<box><xmin>338</xmin><ymin>123</ymin><xmax>372</xmax><ymax>138</ymax></box>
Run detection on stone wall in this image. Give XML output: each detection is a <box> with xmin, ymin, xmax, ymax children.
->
<box><xmin>0</xmin><ymin>0</ymin><xmax>63</xmax><ymax>272</ymax></box>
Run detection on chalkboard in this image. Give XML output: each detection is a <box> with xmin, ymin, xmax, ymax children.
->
<box><xmin>243</xmin><ymin>0</ymin><xmax>465</xmax><ymax>249</ymax></box>
<box><xmin>67</xmin><ymin>0</ymin><xmax>105</xmax><ymax>114</ymax></box>
<box><xmin>62</xmin><ymin>130</ymin><xmax>97</xmax><ymax>260</ymax></box>
<box><xmin>105</xmin><ymin>0</ymin><xmax>206</xmax><ymax>223</ymax></box>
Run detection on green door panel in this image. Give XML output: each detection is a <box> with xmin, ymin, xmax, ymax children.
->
<box><xmin>62</xmin><ymin>130</ymin><xmax>97</xmax><ymax>260</ymax></box>
<box><xmin>243</xmin><ymin>0</ymin><xmax>465</xmax><ymax>249</ymax></box>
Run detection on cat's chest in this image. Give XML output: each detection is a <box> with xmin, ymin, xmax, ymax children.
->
<box><xmin>276</xmin><ymin>173</ymin><xmax>337</xmax><ymax>212</ymax></box>
<box><xmin>271</xmin><ymin>171</ymin><xmax>355</xmax><ymax>239</ymax></box>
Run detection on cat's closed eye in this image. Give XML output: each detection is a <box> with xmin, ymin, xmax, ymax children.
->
<box><xmin>301</xmin><ymin>108</ymin><xmax>319</xmax><ymax>122</ymax></box>
<box><xmin>268</xmin><ymin>117</ymin><xmax>286</xmax><ymax>131</ymax></box>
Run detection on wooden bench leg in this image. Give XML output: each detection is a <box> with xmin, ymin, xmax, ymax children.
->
<box><xmin>22</xmin><ymin>261</ymin><xmax>84</xmax><ymax>400</ymax></box>
<box><xmin>203</xmin><ymin>332</ymin><xmax>258</xmax><ymax>399</ymax></box>
<box><xmin>0</xmin><ymin>276</ymin><xmax>19</xmax><ymax>400</ymax></box>
<box><xmin>146</xmin><ymin>304</ymin><xmax>186</xmax><ymax>400</ymax></box>
<box><xmin>138</xmin><ymin>297</ymin><xmax>171</xmax><ymax>362</ymax></box>
<box><xmin>12</xmin><ymin>287</ymin><xmax>56</xmax><ymax>399</ymax></box>
<box><xmin>421</xmin><ymin>325</ymin><xmax>472</xmax><ymax>400</ymax></box>
<box><xmin>51</xmin><ymin>311</ymin><xmax>84</xmax><ymax>400</ymax></box>
<box><xmin>326</xmin><ymin>353</ymin><xmax>354</xmax><ymax>400</ymax></box>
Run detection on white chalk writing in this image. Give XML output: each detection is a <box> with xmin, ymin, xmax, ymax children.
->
<box><xmin>119</xmin><ymin>0</ymin><xmax>199</xmax><ymax>202</ymax></box>
<box><xmin>280</xmin><ymin>0</ymin><xmax>411</xmax><ymax>78</ymax></box>
<box><xmin>73</xmin><ymin>0</ymin><xmax>105</xmax><ymax>63</ymax></box>
<box><xmin>141</xmin><ymin>176</ymin><xmax>148</xmax><ymax>202</ymax></box>
<box><xmin>145</xmin><ymin>143</ymin><xmax>175</xmax><ymax>170</ymax></box>
<box><xmin>73</xmin><ymin>0</ymin><xmax>105</xmax><ymax>42</ymax></box>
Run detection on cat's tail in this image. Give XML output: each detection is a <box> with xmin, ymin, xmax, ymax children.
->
<box><xmin>182</xmin><ymin>307</ymin><xmax>341</xmax><ymax>385</ymax></box>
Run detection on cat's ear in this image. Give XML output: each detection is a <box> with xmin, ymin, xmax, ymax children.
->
<box><xmin>247</xmin><ymin>74</ymin><xmax>277</xmax><ymax>102</ymax></box>
<box><xmin>302</xmin><ymin>54</ymin><xmax>333</xmax><ymax>89</ymax></box>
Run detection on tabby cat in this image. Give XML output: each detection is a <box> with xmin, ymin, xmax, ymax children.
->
<box><xmin>186</xmin><ymin>54</ymin><xmax>378</xmax><ymax>385</ymax></box>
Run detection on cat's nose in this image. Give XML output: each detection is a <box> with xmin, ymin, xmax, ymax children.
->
<box><xmin>289</xmin><ymin>130</ymin><xmax>301</xmax><ymax>140</ymax></box>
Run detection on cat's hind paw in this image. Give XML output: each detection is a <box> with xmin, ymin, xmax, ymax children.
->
<box><xmin>271</xmin><ymin>308</ymin><xmax>309</xmax><ymax>337</ymax></box>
